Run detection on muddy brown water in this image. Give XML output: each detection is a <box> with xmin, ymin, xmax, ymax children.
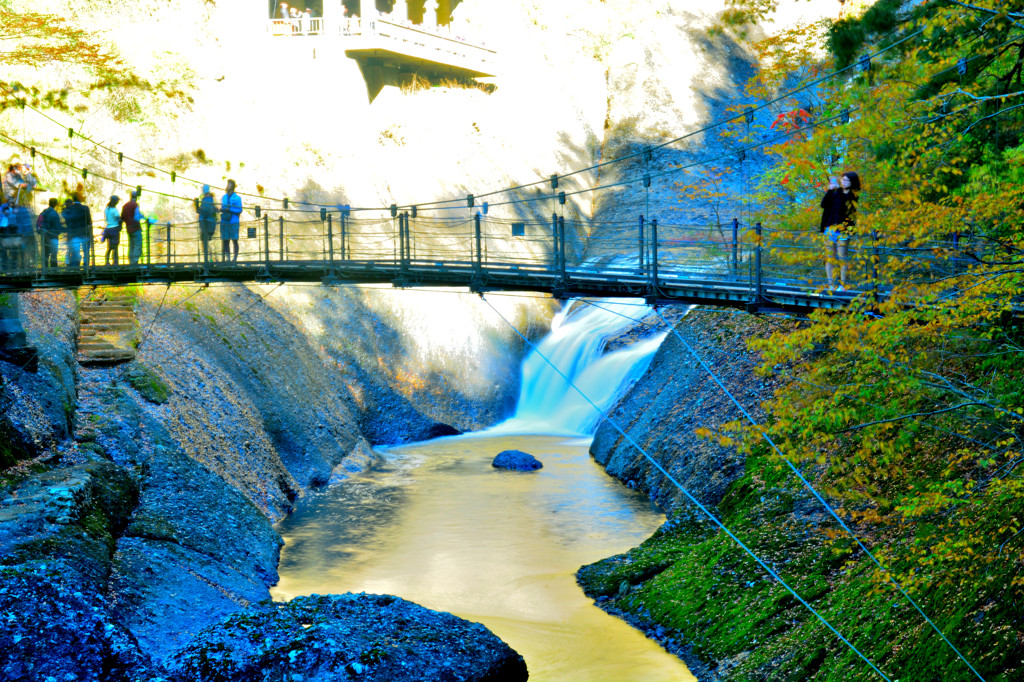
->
<box><xmin>272</xmin><ymin>434</ymin><xmax>695</xmax><ymax>681</ymax></box>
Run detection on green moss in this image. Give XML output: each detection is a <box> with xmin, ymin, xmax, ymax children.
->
<box><xmin>126</xmin><ymin>362</ymin><xmax>171</xmax><ymax>404</ymax></box>
<box><xmin>124</xmin><ymin>512</ymin><xmax>178</xmax><ymax>542</ymax></box>
<box><xmin>0</xmin><ymin>461</ymin><xmax>49</xmax><ymax>497</ymax></box>
<box><xmin>1</xmin><ymin>462</ymin><xmax>137</xmax><ymax>589</ymax></box>
<box><xmin>579</xmin><ymin>446</ymin><xmax>1017</xmax><ymax>680</ymax></box>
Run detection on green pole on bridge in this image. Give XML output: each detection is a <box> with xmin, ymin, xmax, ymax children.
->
<box><xmin>754</xmin><ymin>221</ymin><xmax>763</xmax><ymax>306</ymax></box>
<box><xmin>328</xmin><ymin>214</ymin><xmax>334</xmax><ymax>262</ymax></box>
<box><xmin>341</xmin><ymin>214</ymin><xmax>347</xmax><ymax>261</ymax></box>
<box><xmin>279</xmin><ymin>217</ymin><xmax>284</xmax><ymax>261</ymax></box>
<box><xmin>400</xmin><ymin>212</ymin><xmax>409</xmax><ymax>277</ymax></box>
<box><xmin>166</xmin><ymin>222</ymin><xmax>171</xmax><ymax>267</ymax></box>
<box><xmin>551</xmin><ymin>213</ymin><xmax>558</xmax><ymax>274</ymax></box>
<box><xmin>263</xmin><ymin>214</ymin><xmax>270</xmax><ymax>267</ymax></box>
<box><xmin>650</xmin><ymin>218</ymin><xmax>658</xmax><ymax>295</ymax></box>
<box><xmin>638</xmin><ymin>215</ymin><xmax>645</xmax><ymax>274</ymax></box>
<box><xmin>558</xmin><ymin>216</ymin><xmax>567</xmax><ymax>286</ymax></box>
<box><xmin>474</xmin><ymin>211</ymin><xmax>482</xmax><ymax>278</ymax></box>
<box><xmin>731</xmin><ymin>218</ymin><xmax>739</xmax><ymax>276</ymax></box>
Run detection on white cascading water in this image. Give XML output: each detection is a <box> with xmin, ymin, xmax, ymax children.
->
<box><xmin>490</xmin><ymin>299</ymin><xmax>666</xmax><ymax>435</ymax></box>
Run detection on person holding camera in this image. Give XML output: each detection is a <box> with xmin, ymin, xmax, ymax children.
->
<box><xmin>820</xmin><ymin>171</ymin><xmax>861</xmax><ymax>292</ymax></box>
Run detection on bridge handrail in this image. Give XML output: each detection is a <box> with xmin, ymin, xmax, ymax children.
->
<box><xmin>266</xmin><ymin>16</ymin><xmax>495</xmax><ymax>63</ymax></box>
<box><xmin>0</xmin><ymin>213</ymin><xmax>994</xmax><ymax>313</ymax></box>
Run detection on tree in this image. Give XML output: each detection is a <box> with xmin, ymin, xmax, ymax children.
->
<box><xmin>674</xmin><ymin>0</ymin><xmax>1024</xmax><ymax>676</ymax></box>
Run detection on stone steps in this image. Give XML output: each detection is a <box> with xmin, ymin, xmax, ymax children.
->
<box><xmin>77</xmin><ymin>291</ymin><xmax>139</xmax><ymax>366</ymax></box>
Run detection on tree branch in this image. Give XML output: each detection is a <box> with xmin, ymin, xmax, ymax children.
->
<box><xmin>839</xmin><ymin>402</ymin><xmax>989</xmax><ymax>433</ymax></box>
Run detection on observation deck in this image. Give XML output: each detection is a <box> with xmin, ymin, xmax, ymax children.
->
<box><xmin>266</xmin><ymin>2</ymin><xmax>496</xmax><ymax>101</ymax></box>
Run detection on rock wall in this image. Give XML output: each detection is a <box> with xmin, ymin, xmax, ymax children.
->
<box><xmin>0</xmin><ymin>284</ymin><xmax>548</xmax><ymax>677</ymax></box>
<box><xmin>591</xmin><ymin>307</ymin><xmax>794</xmax><ymax>514</ymax></box>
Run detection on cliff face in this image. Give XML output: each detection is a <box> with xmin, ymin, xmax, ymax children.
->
<box><xmin>0</xmin><ymin>284</ymin><xmax>549</xmax><ymax>675</ymax></box>
<box><xmin>580</xmin><ymin>308</ymin><xmax>804</xmax><ymax>678</ymax></box>
<box><xmin>590</xmin><ymin>308</ymin><xmax>793</xmax><ymax>514</ymax></box>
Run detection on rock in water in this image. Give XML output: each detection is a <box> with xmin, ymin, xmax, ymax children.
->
<box><xmin>492</xmin><ymin>450</ymin><xmax>543</xmax><ymax>471</ymax></box>
<box><xmin>167</xmin><ymin>593</ymin><xmax>529</xmax><ymax>681</ymax></box>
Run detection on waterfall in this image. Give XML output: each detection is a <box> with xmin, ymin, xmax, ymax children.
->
<box><xmin>489</xmin><ymin>299</ymin><xmax>666</xmax><ymax>436</ymax></box>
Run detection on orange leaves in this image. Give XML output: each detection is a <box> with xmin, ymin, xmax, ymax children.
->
<box><xmin>769</xmin><ymin>108</ymin><xmax>813</xmax><ymax>132</ymax></box>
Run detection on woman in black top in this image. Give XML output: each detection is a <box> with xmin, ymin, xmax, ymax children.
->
<box><xmin>820</xmin><ymin>171</ymin><xmax>860</xmax><ymax>291</ymax></box>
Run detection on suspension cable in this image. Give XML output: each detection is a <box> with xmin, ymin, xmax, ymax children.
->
<box><xmin>646</xmin><ymin>308</ymin><xmax>986</xmax><ymax>681</ymax></box>
<box><xmin>481</xmin><ymin>294</ymin><xmax>894</xmax><ymax>682</ymax></box>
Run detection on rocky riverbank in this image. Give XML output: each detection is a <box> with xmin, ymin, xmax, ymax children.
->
<box><xmin>0</xmin><ymin>286</ymin><xmax>546</xmax><ymax>680</ymax></box>
<box><xmin>578</xmin><ymin>308</ymin><xmax>913</xmax><ymax>680</ymax></box>
<box><xmin>577</xmin><ymin>306</ymin><xmax>801</xmax><ymax>678</ymax></box>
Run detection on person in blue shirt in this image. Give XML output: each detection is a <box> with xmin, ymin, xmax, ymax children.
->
<box><xmin>220</xmin><ymin>179</ymin><xmax>242</xmax><ymax>262</ymax></box>
<box><xmin>65</xmin><ymin>193</ymin><xmax>95</xmax><ymax>268</ymax></box>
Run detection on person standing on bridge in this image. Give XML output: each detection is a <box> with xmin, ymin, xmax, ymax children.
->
<box><xmin>0</xmin><ymin>198</ymin><xmax>13</xmax><ymax>271</ymax></box>
<box><xmin>102</xmin><ymin>195</ymin><xmax>122</xmax><ymax>266</ymax></box>
<box><xmin>196</xmin><ymin>185</ymin><xmax>217</xmax><ymax>263</ymax></box>
<box><xmin>38</xmin><ymin>198</ymin><xmax>64</xmax><ymax>269</ymax></box>
<box><xmin>121</xmin><ymin>190</ymin><xmax>143</xmax><ymax>265</ymax></box>
<box><xmin>820</xmin><ymin>171</ymin><xmax>860</xmax><ymax>292</ymax></box>
<box><xmin>65</xmin><ymin>193</ymin><xmax>94</xmax><ymax>268</ymax></box>
<box><xmin>220</xmin><ymin>179</ymin><xmax>242</xmax><ymax>262</ymax></box>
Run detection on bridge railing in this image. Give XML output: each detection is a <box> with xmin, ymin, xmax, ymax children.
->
<box><xmin>0</xmin><ymin>211</ymin><xmax>985</xmax><ymax>304</ymax></box>
<box><xmin>266</xmin><ymin>16</ymin><xmax>496</xmax><ymax>73</ymax></box>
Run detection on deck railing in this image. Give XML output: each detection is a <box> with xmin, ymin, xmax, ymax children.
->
<box><xmin>266</xmin><ymin>16</ymin><xmax>496</xmax><ymax>72</ymax></box>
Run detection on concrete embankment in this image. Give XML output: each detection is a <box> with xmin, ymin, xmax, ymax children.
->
<box><xmin>0</xmin><ymin>285</ymin><xmax>548</xmax><ymax>680</ymax></box>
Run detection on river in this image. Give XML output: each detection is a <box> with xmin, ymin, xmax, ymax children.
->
<box><xmin>271</xmin><ymin>433</ymin><xmax>694</xmax><ymax>681</ymax></box>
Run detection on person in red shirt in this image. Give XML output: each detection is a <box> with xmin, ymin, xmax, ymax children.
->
<box><xmin>121</xmin><ymin>190</ymin><xmax>143</xmax><ymax>265</ymax></box>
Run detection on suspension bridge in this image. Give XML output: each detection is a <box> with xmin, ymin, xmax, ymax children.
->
<box><xmin>0</xmin><ymin>13</ymin><xmax>1014</xmax><ymax>681</ymax></box>
<box><xmin>0</xmin><ymin>209</ymin><xmax>955</xmax><ymax>314</ymax></box>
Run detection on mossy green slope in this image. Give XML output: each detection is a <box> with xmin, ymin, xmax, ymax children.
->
<box><xmin>579</xmin><ymin>449</ymin><xmax>1022</xmax><ymax>680</ymax></box>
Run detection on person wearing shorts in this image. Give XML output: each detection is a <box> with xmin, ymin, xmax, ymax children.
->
<box><xmin>820</xmin><ymin>171</ymin><xmax>860</xmax><ymax>291</ymax></box>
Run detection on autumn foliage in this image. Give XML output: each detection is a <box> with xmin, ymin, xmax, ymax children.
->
<box><xmin>697</xmin><ymin>0</ymin><xmax>1024</xmax><ymax>676</ymax></box>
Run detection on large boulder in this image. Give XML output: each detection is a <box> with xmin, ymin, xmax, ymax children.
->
<box><xmin>107</xmin><ymin>445</ymin><xmax>283</xmax><ymax>662</ymax></box>
<box><xmin>167</xmin><ymin>593</ymin><xmax>529</xmax><ymax>682</ymax></box>
<box><xmin>0</xmin><ymin>460</ymin><xmax>139</xmax><ymax>592</ymax></box>
<box><xmin>492</xmin><ymin>450</ymin><xmax>543</xmax><ymax>471</ymax></box>
<box><xmin>0</xmin><ymin>562</ymin><xmax>153</xmax><ymax>681</ymax></box>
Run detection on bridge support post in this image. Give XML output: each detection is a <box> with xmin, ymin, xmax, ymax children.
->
<box><xmin>327</xmin><ymin>215</ymin><xmax>334</xmax><ymax>263</ymax></box>
<box><xmin>650</xmin><ymin>218</ymin><xmax>658</xmax><ymax>297</ymax></box>
<box><xmin>558</xmin><ymin>216</ymin><xmax>567</xmax><ymax>287</ymax></box>
<box><xmin>747</xmin><ymin>221</ymin><xmax>763</xmax><ymax>313</ymax></box>
<box><xmin>474</xmin><ymin>211</ymin><xmax>483</xmax><ymax>281</ymax></box>
<box><xmin>731</xmin><ymin>218</ymin><xmax>739</xmax><ymax>276</ymax></box>
<box><xmin>145</xmin><ymin>220</ymin><xmax>151</xmax><ymax>267</ymax></box>
<box><xmin>279</xmin><ymin>217</ymin><xmax>284</xmax><ymax>261</ymax></box>
<box><xmin>341</xmin><ymin>215</ymin><xmax>347</xmax><ymax>261</ymax></box>
<box><xmin>400</xmin><ymin>212</ymin><xmax>410</xmax><ymax>278</ymax></box>
<box><xmin>263</xmin><ymin>215</ymin><xmax>270</xmax><ymax>267</ymax></box>
<box><xmin>638</xmin><ymin>215</ymin><xmax>645</xmax><ymax>274</ymax></box>
<box><xmin>551</xmin><ymin>213</ymin><xmax>558</xmax><ymax>274</ymax></box>
<box><xmin>166</xmin><ymin>223</ymin><xmax>171</xmax><ymax>267</ymax></box>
